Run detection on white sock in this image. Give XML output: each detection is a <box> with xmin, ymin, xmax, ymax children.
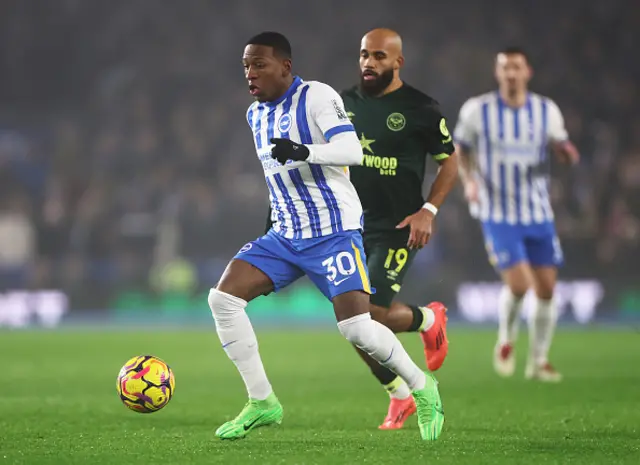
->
<box><xmin>418</xmin><ymin>307</ymin><xmax>436</xmax><ymax>332</ymax></box>
<box><xmin>529</xmin><ymin>297</ymin><xmax>557</xmax><ymax>365</ymax></box>
<box><xmin>498</xmin><ymin>286</ymin><xmax>524</xmax><ymax>345</ymax></box>
<box><xmin>208</xmin><ymin>289</ymin><xmax>272</xmax><ymax>400</ymax></box>
<box><xmin>338</xmin><ymin>313</ymin><xmax>426</xmax><ymax>391</ymax></box>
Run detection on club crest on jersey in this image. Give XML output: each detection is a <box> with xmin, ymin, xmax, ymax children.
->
<box><xmin>278</xmin><ymin>113</ymin><xmax>292</xmax><ymax>133</ymax></box>
<box><xmin>386</xmin><ymin>113</ymin><xmax>406</xmax><ymax>131</ymax></box>
<box><xmin>239</xmin><ymin>243</ymin><xmax>253</xmax><ymax>253</ymax></box>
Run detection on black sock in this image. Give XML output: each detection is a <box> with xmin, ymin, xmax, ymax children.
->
<box><xmin>374</xmin><ymin>365</ymin><xmax>399</xmax><ymax>385</ymax></box>
<box><xmin>407</xmin><ymin>305</ymin><xmax>424</xmax><ymax>332</ymax></box>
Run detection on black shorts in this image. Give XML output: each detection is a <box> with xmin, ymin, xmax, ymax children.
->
<box><xmin>363</xmin><ymin>230</ymin><xmax>419</xmax><ymax>308</ymax></box>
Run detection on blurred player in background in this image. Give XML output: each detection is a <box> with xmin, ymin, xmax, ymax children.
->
<box><xmin>454</xmin><ymin>47</ymin><xmax>580</xmax><ymax>382</ymax></box>
<box><xmin>266</xmin><ymin>28</ymin><xmax>458</xmax><ymax>430</ymax></box>
<box><xmin>210</xmin><ymin>32</ymin><xmax>444</xmax><ymax>441</ymax></box>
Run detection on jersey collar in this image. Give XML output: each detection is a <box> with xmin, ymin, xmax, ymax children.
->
<box><xmin>495</xmin><ymin>90</ymin><xmax>530</xmax><ymax>109</ymax></box>
<box><xmin>356</xmin><ymin>81</ymin><xmax>405</xmax><ymax>100</ymax></box>
<box><xmin>266</xmin><ymin>76</ymin><xmax>303</xmax><ymax>108</ymax></box>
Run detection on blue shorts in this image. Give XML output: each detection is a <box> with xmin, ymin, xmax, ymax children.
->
<box><xmin>233</xmin><ymin>229</ymin><xmax>375</xmax><ymax>300</ymax></box>
<box><xmin>481</xmin><ymin>222</ymin><xmax>564</xmax><ymax>270</ymax></box>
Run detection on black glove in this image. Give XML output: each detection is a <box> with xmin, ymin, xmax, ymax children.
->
<box><xmin>270</xmin><ymin>138</ymin><xmax>310</xmax><ymax>165</ymax></box>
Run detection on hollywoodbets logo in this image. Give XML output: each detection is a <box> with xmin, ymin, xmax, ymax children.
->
<box><xmin>362</xmin><ymin>154</ymin><xmax>398</xmax><ymax>176</ymax></box>
<box><xmin>359</xmin><ymin>133</ymin><xmax>397</xmax><ymax>176</ymax></box>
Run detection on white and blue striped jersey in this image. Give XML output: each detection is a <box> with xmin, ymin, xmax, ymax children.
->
<box><xmin>454</xmin><ymin>91</ymin><xmax>568</xmax><ymax>225</ymax></box>
<box><xmin>247</xmin><ymin>76</ymin><xmax>363</xmax><ymax>240</ymax></box>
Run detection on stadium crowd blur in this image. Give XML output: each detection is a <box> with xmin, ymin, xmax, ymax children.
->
<box><xmin>1</xmin><ymin>0</ymin><xmax>638</xmax><ymax>306</ymax></box>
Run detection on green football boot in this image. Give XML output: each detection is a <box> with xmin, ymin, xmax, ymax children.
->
<box><xmin>215</xmin><ymin>392</ymin><xmax>283</xmax><ymax>440</ymax></box>
<box><xmin>412</xmin><ymin>372</ymin><xmax>445</xmax><ymax>441</ymax></box>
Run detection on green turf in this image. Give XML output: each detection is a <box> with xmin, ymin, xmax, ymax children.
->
<box><xmin>1</xmin><ymin>327</ymin><xmax>639</xmax><ymax>464</ymax></box>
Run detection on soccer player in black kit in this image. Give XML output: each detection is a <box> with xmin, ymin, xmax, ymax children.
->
<box><xmin>266</xmin><ymin>28</ymin><xmax>458</xmax><ymax>429</ymax></box>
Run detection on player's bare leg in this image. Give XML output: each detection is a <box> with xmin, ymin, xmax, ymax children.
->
<box><xmin>209</xmin><ymin>259</ymin><xmax>283</xmax><ymax>439</ymax></box>
<box><xmin>494</xmin><ymin>262</ymin><xmax>531</xmax><ymax>377</ymax></box>
<box><xmin>334</xmin><ymin>291</ymin><xmax>444</xmax><ymax>440</ymax></box>
<box><xmin>526</xmin><ymin>266</ymin><xmax>562</xmax><ymax>382</ymax></box>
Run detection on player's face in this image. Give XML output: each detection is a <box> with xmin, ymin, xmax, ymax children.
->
<box><xmin>495</xmin><ymin>53</ymin><xmax>531</xmax><ymax>94</ymax></box>
<box><xmin>359</xmin><ymin>47</ymin><xmax>397</xmax><ymax>96</ymax></box>
<box><xmin>242</xmin><ymin>45</ymin><xmax>291</xmax><ymax>102</ymax></box>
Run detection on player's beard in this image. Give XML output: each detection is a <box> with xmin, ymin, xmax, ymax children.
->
<box><xmin>359</xmin><ymin>68</ymin><xmax>394</xmax><ymax>97</ymax></box>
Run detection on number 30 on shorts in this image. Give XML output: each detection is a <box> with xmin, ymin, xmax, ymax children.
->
<box><xmin>322</xmin><ymin>252</ymin><xmax>357</xmax><ymax>283</ymax></box>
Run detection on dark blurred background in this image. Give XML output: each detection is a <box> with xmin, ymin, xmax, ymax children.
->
<box><xmin>0</xmin><ymin>0</ymin><xmax>638</xmax><ymax>326</ymax></box>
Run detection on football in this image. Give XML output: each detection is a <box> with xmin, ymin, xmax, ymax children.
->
<box><xmin>116</xmin><ymin>355</ymin><xmax>175</xmax><ymax>413</ymax></box>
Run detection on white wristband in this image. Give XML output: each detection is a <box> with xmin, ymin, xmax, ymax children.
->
<box><xmin>422</xmin><ymin>202</ymin><xmax>438</xmax><ymax>216</ymax></box>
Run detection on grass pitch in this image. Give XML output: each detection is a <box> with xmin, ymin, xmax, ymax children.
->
<box><xmin>1</xmin><ymin>327</ymin><xmax>639</xmax><ymax>464</ymax></box>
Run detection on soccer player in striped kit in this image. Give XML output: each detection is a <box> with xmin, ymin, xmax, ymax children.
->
<box><xmin>263</xmin><ymin>29</ymin><xmax>454</xmax><ymax>431</ymax></box>
<box><xmin>208</xmin><ymin>32</ymin><xmax>444</xmax><ymax>441</ymax></box>
<box><xmin>454</xmin><ymin>47</ymin><xmax>579</xmax><ymax>382</ymax></box>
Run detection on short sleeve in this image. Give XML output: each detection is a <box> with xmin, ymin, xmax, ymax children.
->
<box><xmin>546</xmin><ymin>99</ymin><xmax>568</xmax><ymax>142</ymax></box>
<box><xmin>308</xmin><ymin>83</ymin><xmax>356</xmax><ymax>142</ymax></box>
<box><xmin>422</xmin><ymin>103</ymin><xmax>455</xmax><ymax>162</ymax></box>
<box><xmin>453</xmin><ymin>98</ymin><xmax>480</xmax><ymax>151</ymax></box>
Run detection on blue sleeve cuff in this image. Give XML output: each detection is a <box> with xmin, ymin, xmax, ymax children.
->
<box><xmin>324</xmin><ymin>124</ymin><xmax>355</xmax><ymax>141</ymax></box>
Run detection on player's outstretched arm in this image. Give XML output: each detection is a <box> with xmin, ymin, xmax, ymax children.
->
<box><xmin>305</xmin><ymin>131</ymin><xmax>363</xmax><ymax>166</ymax></box>
<box><xmin>269</xmin><ymin>82</ymin><xmax>362</xmax><ymax>167</ymax></box>
<box><xmin>270</xmin><ymin>131</ymin><xmax>363</xmax><ymax>167</ymax></box>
